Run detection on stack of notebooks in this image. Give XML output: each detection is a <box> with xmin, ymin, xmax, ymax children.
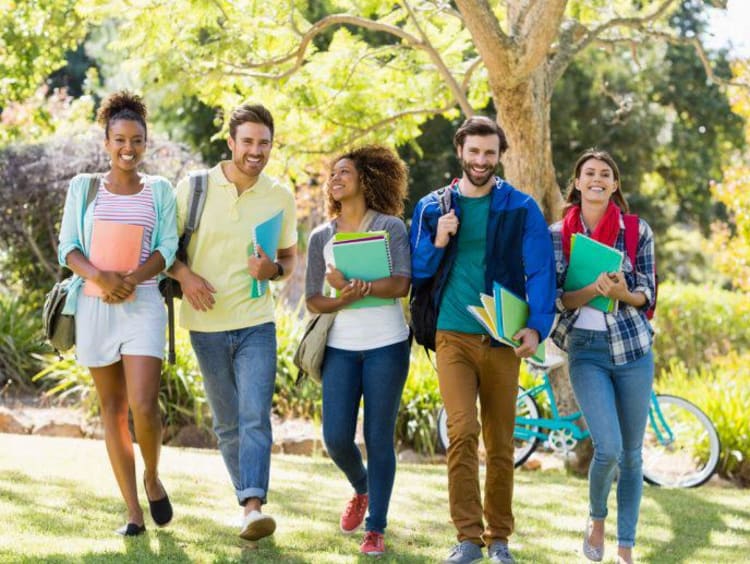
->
<box><xmin>563</xmin><ymin>234</ymin><xmax>623</xmax><ymax>313</ymax></box>
<box><xmin>467</xmin><ymin>282</ymin><xmax>546</xmax><ymax>363</ymax></box>
<box><xmin>248</xmin><ymin>210</ymin><xmax>284</xmax><ymax>298</ymax></box>
<box><xmin>332</xmin><ymin>231</ymin><xmax>394</xmax><ymax>309</ymax></box>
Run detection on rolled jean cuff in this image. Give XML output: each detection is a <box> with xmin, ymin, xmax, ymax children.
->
<box><xmin>238</xmin><ymin>487</ymin><xmax>267</xmax><ymax>506</ymax></box>
<box><xmin>618</xmin><ymin>540</ymin><xmax>635</xmax><ymax>549</ymax></box>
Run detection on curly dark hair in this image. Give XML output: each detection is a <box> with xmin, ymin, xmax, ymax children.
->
<box><xmin>326</xmin><ymin>145</ymin><xmax>408</xmax><ymax>219</ymax></box>
<box><xmin>96</xmin><ymin>91</ymin><xmax>148</xmax><ymax>139</ymax></box>
<box><xmin>564</xmin><ymin>148</ymin><xmax>629</xmax><ymax>214</ymax></box>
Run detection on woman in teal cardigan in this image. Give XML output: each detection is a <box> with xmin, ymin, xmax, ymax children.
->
<box><xmin>57</xmin><ymin>91</ymin><xmax>177</xmax><ymax>536</ymax></box>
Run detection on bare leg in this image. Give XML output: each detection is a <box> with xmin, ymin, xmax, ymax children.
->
<box><xmin>122</xmin><ymin>354</ymin><xmax>165</xmax><ymax>500</ymax></box>
<box><xmin>91</xmin><ymin>362</ymin><xmax>143</xmax><ymax>526</ymax></box>
<box><xmin>617</xmin><ymin>547</ymin><xmax>634</xmax><ymax>563</ymax></box>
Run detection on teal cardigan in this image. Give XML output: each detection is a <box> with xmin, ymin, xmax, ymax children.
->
<box><xmin>57</xmin><ymin>173</ymin><xmax>178</xmax><ymax>315</ymax></box>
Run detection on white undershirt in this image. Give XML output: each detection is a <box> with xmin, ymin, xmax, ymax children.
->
<box><xmin>573</xmin><ymin>305</ymin><xmax>608</xmax><ymax>330</ymax></box>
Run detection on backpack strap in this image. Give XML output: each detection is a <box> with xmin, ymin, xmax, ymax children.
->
<box><xmin>85</xmin><ymin>174</ymin><xmax>100</xmax><ymax>209</ymax></box>
<box><xmin>623</xmin><ymin>214</ymin><xmax>639</xmax><ymax>269</ymax></box>
<box><xmin>184</xmin><ymin>170</ymin><xmax>209</xmax><ymax>239</ymax></box>
<box><xmin>436</xmin><ymin>179</ymin><xmax>459</xmax><ymax>215</ymax></box>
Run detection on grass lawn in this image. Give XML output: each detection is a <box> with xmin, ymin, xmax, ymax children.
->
<box><xmin>0</xmin><ymin>434</ymin><xmax>748</xmax><ymax>563</ymax></box>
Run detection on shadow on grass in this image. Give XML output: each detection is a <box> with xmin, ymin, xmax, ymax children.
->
<box><xmin>644</xmin><ymin>486</ymin><xmax>750</xmax><ymax>562</ymax></box>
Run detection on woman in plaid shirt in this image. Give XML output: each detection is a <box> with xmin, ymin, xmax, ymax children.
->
<box><xmin>549</xmin><ymin>149</ymin><xmax>656</xmax><ymax>564</ymax></box>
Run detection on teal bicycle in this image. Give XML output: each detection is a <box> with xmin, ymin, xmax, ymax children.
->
<box><xmin>436</xmin><ymin>356</ymin><xmax>721</xmax><ymax>488</ymax></box>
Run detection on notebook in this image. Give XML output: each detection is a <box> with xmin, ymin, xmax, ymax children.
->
<box><xmin>331</xmin><ymin>232</ymin><xmax>394</xmax><ymax>309</ymax></box>
<box><xmin>466</xmin><ymin>282</ymin><xmax>546</xmax><ymax>363</ymax></box>
<box><xmin>563</xmin><ymin>233</ymin><xmax>624</xmax><ymax>313</ymax></box>
<box><xmin>249</xmin><ymin>210</ymin><xmax>284</xmax><ymax>298</ymax></box>
<box><xmin>83</xmin><ymin>219</ymin><xmax>144</xmax><ymax>300</ymax></box>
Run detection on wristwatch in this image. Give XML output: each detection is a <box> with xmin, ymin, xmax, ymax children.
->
<box><xmin>270</xmin><ymin>261</ymin><xmax>284</xmax><ymax>281</ymax></box>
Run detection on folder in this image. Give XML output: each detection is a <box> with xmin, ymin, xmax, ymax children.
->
<box><xmin>331</xmin><ymin>233</ymin><xmax>394</xmax><ymax>309</ymax></box>
<box><xmin>249</xmin><ymin>210</ymin><xmax>284</xmax><ymax>298</ymax></box>
<box><xmin>83</xmin><ymin>220</ymin><xmax>144</xmax><ymax>300</ymax></box>
<box><xmin>563</xmin><ymin>234</ymin><xmax>623</xmax><ymax>312</ymax></box>
<box><xmin>466</xmin><ymin>282</ymin><xmax>546</xmax><ymax>363</ymax></box>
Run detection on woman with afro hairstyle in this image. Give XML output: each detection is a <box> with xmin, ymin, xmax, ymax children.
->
<box><xmin>305</xmin><ymin>145</ymin><xmax>411</xmax><ymax>556</ymax></box>
<box><xmin>57</xmin><ymin>91</ymin><xmax>178</xmax><ymax>536</ymax></box>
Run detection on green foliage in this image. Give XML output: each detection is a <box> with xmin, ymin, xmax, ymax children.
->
<box><xmin>0</xmin><ymin>291</ymin><xmax>48</xmax><ymax>390</ymax></box>
<box><xmin>31</xmin><ymin>354</ymin><xmax>97</xmax><ymax>414</ymax></box>
<box><xmin>652</xmin><ymin>283</ymin><xmax>750</xmax><ymax>374</ymax></box>
<box><xmin>0</xmin><ymin>0</ymin><xmax>87</xmax><ymax>104</ymax></box>
<box><xmin>396</xmin><ymin>348</ymin><xmax>441</xmax><ymax>455</ymax></box>
<box><xmin>659</xmin><ymin>353</ymin><xmax>750</xmax><ymax>484</ymax></box>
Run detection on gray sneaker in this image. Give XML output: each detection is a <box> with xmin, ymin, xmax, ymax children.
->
<box><xmin>443</xmin><ymin>541</ymin><xmax>484</xmax><ymax>564</ymax></box>
<box><xmin>488</xmin><ymin>541</ymin><xmax>516</xmax><ymax>564</ymax></box>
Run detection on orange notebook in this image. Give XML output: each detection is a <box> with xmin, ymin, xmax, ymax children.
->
<box><xmin>83</xmin><ymin>220</ymin><xmax>144</xmax><ymax>299</ymax></box>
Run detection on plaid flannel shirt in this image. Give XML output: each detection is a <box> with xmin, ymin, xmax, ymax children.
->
<box><xmin>549</xmin><ymin>216</ymin><xmax>655</xmax><ymax>365</ymax></box>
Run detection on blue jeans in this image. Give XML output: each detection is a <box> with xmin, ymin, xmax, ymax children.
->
<box><xmin>321</xmin><ymin>340</ymin><xmax>410</xmax><ymax>534</ymax></box>
<box><xmin>190</xmin><ymin>322</ymin><xmax>277</xmax><ymax>506</ymax></box>
<box><xmin>568</xmin><ymin>329</ymin><xmax>654</xmax><ymax>548</ymax></box>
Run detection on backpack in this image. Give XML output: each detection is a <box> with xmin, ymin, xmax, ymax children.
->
<box><xmin>159</xmin><ymin>170</ymin><xmax>210</xmax><ymax>363</ymax></box>
<box><xmin>43</xmin><ymin>174</ymin><xmax>101</xmax><ymax>354</ymax></box>
<box><xmin>623</xmin><ymin>214</ymin><xmax>657</xmax><ymax>320</ymax></box>
<box><xmin>409</xmin><ymin>184</ymin><xmax>455</xmax><ymax>351</ymax></box>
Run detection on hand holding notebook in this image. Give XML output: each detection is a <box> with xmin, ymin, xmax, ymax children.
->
<box><xmin>331</xmin><ymin>231</ymin><xmax>394</xmax><ymax>309</ymax></box>
<box><xmin>83</xmin><ymin>219</ymin><xmax>144</xmax><ymax>301</ymax></box>
<box><xmin>248</xmin><ymin>210</ymin><xmax>284</xmax><ymax>298</ymax></box>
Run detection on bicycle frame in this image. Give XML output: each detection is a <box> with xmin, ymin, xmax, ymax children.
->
<box><xmin>516</xmin><ymin>370</ymin><xmax>673</xmax><ymax>447</ymax></box>
<box><xmin>514</xmin><ymin>372</ymin><xmax>589</xmax><ymax>443</ymax></box>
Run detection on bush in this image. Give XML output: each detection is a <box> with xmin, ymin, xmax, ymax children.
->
<box><xmin>0</xmin><ymin>291</ymin><xmax>48</xmax><ymax>390</ymax></box>
<box><xmin>658</xmin><ymin>353</ymin><xmax>750</xmax><ymax>485</ymax></box>
<box><xmin>396</xmin><ymin>347</ymin><xmax>442</xmax><ymax>455</ymax></box>
<box><xmin>652</xmin><ymin>283</ymin><xmax>750</xmax><ymax>373</ymax></box>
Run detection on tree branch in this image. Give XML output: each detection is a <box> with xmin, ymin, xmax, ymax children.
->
<box><xmin>515</xmin><ymin>0</ymin><xmax>567</xmax><ymax>78</ymax></box>
<box><xmin>400</xmin><ymin>0</ymin><xmax>473</xmax><ymax>115</ymax></box>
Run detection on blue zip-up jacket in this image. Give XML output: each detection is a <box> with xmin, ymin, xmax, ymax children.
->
<box><xmin>409</xmin><ymin>177</ymin><xmax>556</xmax><ymax>341</ymax></box>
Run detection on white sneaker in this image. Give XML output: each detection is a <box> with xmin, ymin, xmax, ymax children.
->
<box><xmin>239</xmin><ymin>510</ymin><xmax>276</xmax><ymax>541</ymax></box>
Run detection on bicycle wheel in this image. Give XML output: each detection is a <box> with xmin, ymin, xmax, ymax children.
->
<box><xmin>514</xmin><ymin>388</ymin><xmax>540</xmax><ymax>467</ymax></box>
<box><xmin>642</xmin><ymin>394</ymin><xmax>721</xmax><ymax>488</ymax></box>
<box><xmin>436</xmin><ymin>386</ymin><xmax>541</xmax><ymax>468</ymax></box>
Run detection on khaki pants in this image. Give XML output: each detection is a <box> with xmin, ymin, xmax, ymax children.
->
<box><xmin>436</xmin><ymin>330</ymin><xmax>520</xmax><ymax>545</ymax></box>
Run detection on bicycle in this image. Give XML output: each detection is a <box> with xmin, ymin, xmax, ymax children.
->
<box><xmin>436</xmin><ymin>355</ymin><xmax>721</xmax><ymax>488</ymax></box>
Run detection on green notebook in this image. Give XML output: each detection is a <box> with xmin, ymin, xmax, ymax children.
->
<box><xmin>465</xmin><ymin>283</ymin><xmax>545</xmax><ymax>363</ymax></box>
<box><xmin>332</xmin><ymin>234</ymin><xmax>394</xmax><ymax>309</ymax></box>
<box><xmin>564</xmin><ymin>233</ymin><xmax>623</xmax><ymax>313</ymax></box>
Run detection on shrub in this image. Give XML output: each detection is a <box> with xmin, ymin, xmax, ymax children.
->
<box><xmin>396</xmin><ymin>347</ymin><xmax>442</xmax><ymax>455</ymax></box>
<box><xmin>658</xmin><ymin>354</ymin><xmax>750</xmax><ymax>485</ymax></box>
<box><xmin>652</xmin><ymin>283</ymin><xmax>750</xmax><ymax>374</ymax></box>
<box><xmin>0</xmin><ymin>291</ymin><xmax>48</xmax><ymax>390</ymax></box>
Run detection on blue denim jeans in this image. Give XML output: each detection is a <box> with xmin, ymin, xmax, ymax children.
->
<box><xmin>190</xmin><ymin>322</ymin><xmax>277</xmax><ymax>506</ymax></box>
<box><xmin>568</xmin><ymin>329</ymin><xmax>654</xmax><ymax>548</ymax></box>
<box><xmin>321</xmin><ymin>340</ymin><xmax>410</xmax><ymax>534</ymax></box>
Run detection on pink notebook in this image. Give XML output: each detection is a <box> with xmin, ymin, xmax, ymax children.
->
<box><xmin>83</xmin><ymin>220</ymin><xmax>144</xmax><ymax>299</ymax></box>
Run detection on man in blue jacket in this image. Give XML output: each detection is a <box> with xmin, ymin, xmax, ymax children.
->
<box><xmin>410</xmin><ymin>116</ymin><xmax>556</xmax><ymax>564</ymax></box>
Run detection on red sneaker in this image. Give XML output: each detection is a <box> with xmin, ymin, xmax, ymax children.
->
<box><xmin>360</xmin><ymin>531</ymin><xmax>385</xmax><ymax>556</ymax></box>
<box><xmin>340</xmin><ymin>492</ymin><xmax>368</xmax><ymax>533</ymax></box>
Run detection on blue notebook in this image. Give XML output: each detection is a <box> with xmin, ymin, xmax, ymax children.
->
<box><xmin>249</xmin><ymin>210</ymin><xmax>284</xmax><ymax>298</ymax></box>
<box><xmin>332</xmin><ymin>233</ymin><xmax>394</xmax><ymax>309</ymax></box>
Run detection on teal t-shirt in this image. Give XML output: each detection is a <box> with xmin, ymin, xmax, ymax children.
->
<box><xmin>437</xmin><ymin>194</ymin><xmax>490</xmax><ymax>333</ymax></box>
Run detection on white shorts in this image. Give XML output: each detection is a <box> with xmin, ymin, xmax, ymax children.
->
<box><xmin>75</xmin><ymin>285</ymin><xmax>167</xmax><ymax>367</ymax></box>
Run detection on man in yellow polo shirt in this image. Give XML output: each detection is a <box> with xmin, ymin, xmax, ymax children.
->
<box><xmin>169</xmin><ymin>104</ymin><xmax>297</xmax><ymax>542</ymax></box>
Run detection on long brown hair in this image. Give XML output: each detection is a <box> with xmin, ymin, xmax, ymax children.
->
<box><xmin>326</xmin><ymin>145</ymin><xmax>408</xmax><ymax>218</ymax></box>
<box><xmin>563</xmin><ymin>148</ymin><xmax>629</xmax><ymax>214</ymax></box>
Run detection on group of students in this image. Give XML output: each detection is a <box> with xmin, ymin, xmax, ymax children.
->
<box><xmin>57</xmin><ymin>90</ymin><xmax>655</xmax><ymax>564</ymax></box>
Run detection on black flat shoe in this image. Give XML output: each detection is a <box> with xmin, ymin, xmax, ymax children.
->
<box><xmin>115</xmin><ymin>522</ymin><xmax>146</xmax><ymax>536</ymax></box>
<box><xmin>144</xmin><ymin>478</ymin><xmax>173</xmax><ymax>527</ymax></box>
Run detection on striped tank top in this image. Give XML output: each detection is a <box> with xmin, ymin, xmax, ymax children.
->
<box><xmin>93</xmin><ymin>177</ymin><xmax>158</xmax><ymax>287</ymax></box>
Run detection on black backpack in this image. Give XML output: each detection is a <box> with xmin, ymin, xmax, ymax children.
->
<box><xmin>159</xmin><ymin>170</ymin><xmax>209</xmax><ymax>362</ymax></box>
<box><xmin>409</xmin><ymin>186</ymin><xmax>454</xmax><ymax>352</ymax></box>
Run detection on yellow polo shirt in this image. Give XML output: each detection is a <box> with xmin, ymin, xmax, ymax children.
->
<box><xmin>176</xmin><ymin>162</ymin><xmax>298</xmax><ymax>332</ymax></box>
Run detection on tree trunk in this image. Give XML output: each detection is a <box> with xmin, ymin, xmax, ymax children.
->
<box><xmin>492</xmin><ymin>69</ymin><xmax>591</xmax><ymax>474</ymax></box>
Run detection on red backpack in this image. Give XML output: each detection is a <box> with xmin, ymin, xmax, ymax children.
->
<box><xmin>623</xmin><ymin>214</ymin><xmax>657</xmax><ymax>320</ymax></box>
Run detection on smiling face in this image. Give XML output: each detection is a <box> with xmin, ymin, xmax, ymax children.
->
<box><xmin>104</xmin><ymin>119</ymin><xmax>147</xmax><ymax>171</ymax></box>
<box><xmin>328</xmin><ymin>158</ymin><xmax>362</xmax><ymax>204</ymax></box>
<box><xmin>457</xmin><ymin>134</ymin><xmax>500</xmax><ymax>188</ymax></box>
<box><xmin>227</xmin><ymin>121</ymin><xmax>272</xmax><ymax>180</ymax></box>
<box><xmin>575</xmin><ymin>157</ymin><xmax>619</xmax><ymax>205</ymax></box>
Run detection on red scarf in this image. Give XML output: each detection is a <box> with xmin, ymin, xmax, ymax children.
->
<box><xmin>562</xmin><ymin>201</ymin><xmax>621</xmax><ymax>261</ymax></box>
